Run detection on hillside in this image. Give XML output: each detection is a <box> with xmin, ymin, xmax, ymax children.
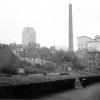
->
<box><xmin>0</xmin><ymin>44</ymin><xmax>19</xmax><ymax>74</ymax></box>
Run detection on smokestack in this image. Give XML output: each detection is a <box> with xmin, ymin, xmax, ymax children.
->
<box><xmin>69</xmin><ymin>4</ymin><xmax>73</xmax><ymax>51</ymax></box>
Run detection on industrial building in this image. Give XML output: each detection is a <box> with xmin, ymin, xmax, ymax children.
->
<box><xmin>77</xmin><ymin>35</ymin><xmax>100</xmax><ymax>51</ymax></box>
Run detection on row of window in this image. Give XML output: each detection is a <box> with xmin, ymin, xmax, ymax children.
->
<box><xmin>78</xmin><ymin>47</ymin><xmax>97</xmax><ymax>51</ymax></box>
<box><xmin>78</xmin><ymin>47</ymin><xmax>85</xmax><ymax>50</ymax></box>
<box><xmin>78</xmin><ymin>44</ymin><xmax>85</xmax><ymax>50</ymax></box>
<box><xmin>78</xmin><ymin>44</ymin><xmax>83</xmax><ymax>46</ymax></box>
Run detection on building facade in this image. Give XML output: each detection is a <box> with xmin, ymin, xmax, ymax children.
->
<box><xmin>22</xmin><ymin>27</ymin><xmax>36</xmax><ymax>46</ymax></box>
<box><xmin>77</xmin><ymin>36</ymin><xmax>93</xmax><ymax>50</ymax></box>
<box><xmin>88</xmin><ymin>41</ymin><xmax>100</xmax><ymax>51</ymax></box>
<box><xmin>77</xmin><ymin>35</ymin><xmax>100</xmax><ymax>51</ymax></box>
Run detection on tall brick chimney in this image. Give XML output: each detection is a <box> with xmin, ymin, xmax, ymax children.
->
<box><xmin>69</xmin><ymin>4</ymin><xmax>73</xmax><ymax>51</ymax></box>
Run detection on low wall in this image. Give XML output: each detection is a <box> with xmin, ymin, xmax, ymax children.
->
<box><xmin>79</xmin><ymin>75</ymin><xmax>100</xmax><ymax>87</ymax></box>
<box><xmin>0</xmin><ymin>78</ymin><xmax>75</xmax><ymax>98</ymax></box>
<box><xmin>1</xmin><ymin>75</ymin><xmax>100</xmax><ymax>98</ymax></box>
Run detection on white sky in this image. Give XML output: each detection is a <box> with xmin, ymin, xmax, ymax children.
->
<box><xmin>0</xmin><ymin>0</ymin><xmax>100</xmax><ymax>50</ymax></box>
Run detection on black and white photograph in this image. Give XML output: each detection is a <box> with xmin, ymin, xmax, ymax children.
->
<box><xmin>0</xmin><ymin>0</ymin><xmax>100</xmax><ymax>99</ymax></box>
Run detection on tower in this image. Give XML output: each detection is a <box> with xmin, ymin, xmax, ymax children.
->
<box><xmin>22</xmin><ymin>27</ymin><xmax>36</xmax><ymax>47</ymax></box>
<box><xmin>69</xmin><ymin>4</ymin><xmax>73</xmax><ymax>51</ymax></box>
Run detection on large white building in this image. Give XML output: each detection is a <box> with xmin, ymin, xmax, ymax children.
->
<box><xmin>77</xmin><ymin>36</ymin><xmax>93</xmax><ymax>50</ymax></box>
<box><xmin>87</xmin><ymin>41</ymin><xmax>100</xmax><ymax>51</ymax></box>
<box><xmin>22</xmin><ymin>27</ymin><xmax>36</xmax><ymax>47</ymax></box>
<box><xmin>77</xmin><ymin>35</ymin><xmax>100</xmax><ymax>51</ymax></box>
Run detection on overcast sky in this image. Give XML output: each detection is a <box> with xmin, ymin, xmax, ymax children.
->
<box><xmin>0</xmin><ymin>0</ymin><xmax>100</xmax><ymax>50</ymax></box>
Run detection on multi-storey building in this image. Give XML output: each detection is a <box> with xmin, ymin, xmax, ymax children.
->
<box><xmin>77</xmin><ymin>35</ymin><xmax>100</xmax><ymax>51</ymax></box>
<box><xmin>22</xmin><ymin>27</ymin><xmax>36</xmax><ymax>47</ymax></box>
<box><xmin>77</xmin><ymin>36</ymin><xmax>93</xmax><ymax>50</ymax></box>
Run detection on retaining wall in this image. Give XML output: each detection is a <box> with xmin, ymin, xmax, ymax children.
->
<box><xmin>1</xmin><ymin>75</ymin><xmax>100</xmax><ymax>98</ymax></box>
<box><xmin>79</xmin><ymin>75</ymin><xmax>100</xmax><ymax>87</ymax></box>
<box><xmin>0</xmin><ymin>78</ymin><xmax>75</xmax><ymax>98</ymax></box>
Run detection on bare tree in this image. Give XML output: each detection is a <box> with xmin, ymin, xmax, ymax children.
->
<box><xmin>86</xmin><ymin>51</ymin><xmax>100</xmax><ymax>74</ymax></box>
